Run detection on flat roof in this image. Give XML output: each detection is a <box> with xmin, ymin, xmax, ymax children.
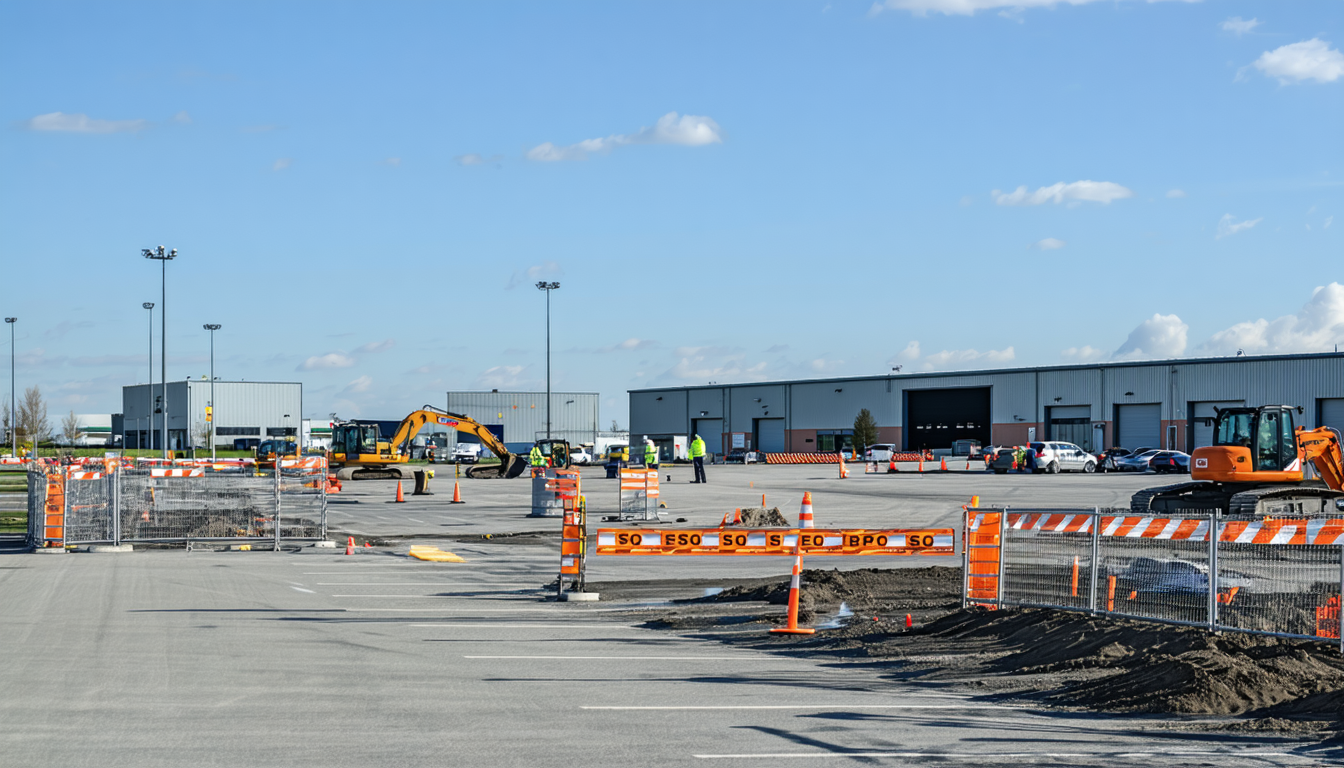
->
<box><xmin>628</xmin><ymin>351</ymin><xmax>1344</xmax><ymax>394</ymax></box>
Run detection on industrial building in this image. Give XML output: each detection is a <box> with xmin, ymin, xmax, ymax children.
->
<box><xmin>629</xmin><ymin>352</ymin><xmax>1344</xmax><ymax>455</ymax></box>
<box><xmin>445</xmin><ymin>391</ymin><xmax>601</xmax><ymax>454</ymax></box>
<box><xmin>119</xmin><ymin>380</ymin><xmax>303</xmax><ymax>451</ymax></box>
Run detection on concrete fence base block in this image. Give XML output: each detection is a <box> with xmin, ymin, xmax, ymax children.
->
<box><xmin>87</xmin><ymin>544</ymin><xmax>135</xmax><ymax>553</ymax></box>
<box><xmin>528</xmin><ymin>510</ymin><xmax>563</xmax><ymax>518</ymax></box>
<box><xmin>312</xmin><ymin>540</ymin><xmax>337</xmax><ymax>548</ymax></box>
<box><xmin>33</xmin><ymin>546</ymin><xmax>68</xmax><ymax>555</ymax></box>
<box><xmin>561</xmin><ymin>592</ymin><xmax>600</xmax><ymax>602</ymax></box>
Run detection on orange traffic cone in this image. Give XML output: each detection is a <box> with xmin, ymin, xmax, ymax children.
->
<box><xmin>770</xmin><ymin>554</ymin><xmax>816</xmax><ymax>635</ymax></box>
<box><xmin>395</xmin><ymin>480</ymin><xmax>405</xmax><ymax>503</ymax></box>
<box><xmin>940</xmin><ymin>457</ymin><xmax>948</xmax><ymax>472</ymax></box>
<box><xmin>965</xmin><ymin>459</ymin><xmax>971</xmax><ymax>471</ymax></box>
<box><xmin>365</xmin><ymin>542</ymin><xmax>372</xmax><ymax>548</ymax></box>
<box><xmin>905</xmin><ymin>613</ymin><xmax>913</xmax><ymax>629</ymax></box>
<box><xmin>970</xmin><ymin>495</ymin><xmax>980</xmax><ymax>508</ymax></box>
<box><xmin>888</xmin><ymin>460</ymin><xmax>898</xmax><ymax>473</ymax></box>
<box><xmin>345</xmin><ymin>536</ymin><xmax>355</xmax><ymax>555</ymax></box>
<box><xmin>917</xmin><ymin>459</ymin><xmax>924</xmax><ymax>473</ymax></box>
<box><xmin>719</xmin><ymin>508</ymin><xmax>743</xmax><ymax>528</ymax></box>
<box><xmin>449</xmin><ymin>481</ymin><xmax>465</xmax><ymax>504</ymax></box>
<box><xmin>799</xmin><ymin>492</ymin><xmax>814</xmax><ymax>529</ymax></box>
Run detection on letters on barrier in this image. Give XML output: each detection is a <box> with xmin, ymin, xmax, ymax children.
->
<box><xmin>595</xmin><ymin>527</ymin><xmax>954</xmax><ymax>556</ymax></box>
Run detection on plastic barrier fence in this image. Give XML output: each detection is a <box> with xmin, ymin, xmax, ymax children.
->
<box><xmin>765</xmin><ymin>452</ymin><xmax>933</xmax><ymax>465</ymax></box>
<box><xmin>596</xmin><ymin>528</ymin><xmax>953</xmax><ymax>556</ymax></box>
<box><xmin>964</xmin><ymin>507</ymin><xmax>1344</xmax><ymax>652</ymax></box>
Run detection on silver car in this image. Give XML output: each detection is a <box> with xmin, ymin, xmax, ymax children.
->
<box><xmin>1028</xmin><ymin>441</ymin><xmax>1097</xmax><ymax>474</ymax></box>
<box><xmin>1115</xmin><ymin>449</ymin><xmax>1163</xmax><ymax>472</ymax></box>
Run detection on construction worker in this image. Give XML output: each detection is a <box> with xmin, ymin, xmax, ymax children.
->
<box><xmin>530</xmin><ymin>443</ymin><xmax>547</xmax><ymax>467</ymax></box>
<box><xmin>643</xmin><ymin>437</ymin><xmax>658</xmax><ymax>469</ymax></box>
<box><xmin>689</xmin><ymin>433</ymin><xmax>707</xmax><ymax>484</ymax></box>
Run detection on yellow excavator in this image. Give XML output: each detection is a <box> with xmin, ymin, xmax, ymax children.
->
<box><xmin>1130</xmin><ymin>404</ymin><xmax>1344</xmax><ymax>516</ymax></box>
<box><xmin>329</xmin><ymin>406</ymin><xmax>559</xmax><ymax>481</ymax></box>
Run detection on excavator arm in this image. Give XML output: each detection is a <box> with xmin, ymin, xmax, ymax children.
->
<box><xmin>388</xmin><ymin>406</ymin><xmax>528</xmax><ymax>479</ymax></box>
<box><xmin>1298</xmin><ymin>426</ymin><xmax>1344</xmax><ymax>491</ymax></box>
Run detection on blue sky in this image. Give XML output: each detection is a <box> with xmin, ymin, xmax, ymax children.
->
<box><xmin>2</xmin><ymin>0</ymin><xmax>1341</xmax><ymax>427</ymax></box>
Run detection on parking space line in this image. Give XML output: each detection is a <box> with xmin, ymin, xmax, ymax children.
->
<box><xmin>692</xmin><ymin>751</ymin><xmax>1303</xmax><ymax>760</ymax></box>
<box><xmin>464</xmin><ymin>655</ymin><xmax>782</xmax><ymax>660</ymax></box>
<box><xmin>583</xmin><ymin>705</ymin><xmax>999</xmax><ymax>710</ymax></box>
<box><xmin>411</xmin><ymin>623</ymin><xmax>639</xmax><ymax>629</ymax></box>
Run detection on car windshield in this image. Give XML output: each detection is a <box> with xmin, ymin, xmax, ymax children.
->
<box><xmin>1215</xmin><ymin>412</ymin><xmax>1254</xmax><ymax>448</ymax></box>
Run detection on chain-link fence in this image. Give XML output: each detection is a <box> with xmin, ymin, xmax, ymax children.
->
<box><xmin>28</xmin><ymin>460</ymin><xmax>327</xmax><ymax>548</ymax></box>
<box><xmin>965</xmin><ymin>507</ymin><xmax>1344</xmax><ymax>651</ymax></box>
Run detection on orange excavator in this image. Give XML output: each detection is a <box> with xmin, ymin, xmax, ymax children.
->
<box><xmin>1131</xmin><ymin>404</ymin><xmax>1344</xmax><ymax>516</ymax></box>
<box><xmin>330</xmin><ymin>406</ymin><xmax>536</xmax><ymax>481</ymax></box>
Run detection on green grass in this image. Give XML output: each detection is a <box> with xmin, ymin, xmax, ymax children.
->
<box><xmin>0</xmin><ymin>513</ymin><xmax>27</xmax><ymax>533</ymax></box>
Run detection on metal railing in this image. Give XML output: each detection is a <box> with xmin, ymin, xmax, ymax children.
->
<box><xmin>964</xmin><ymin>507</ymin><xmax>1344</xmax><ymax>652</ymax></box>
<box><xmin>28</xmin><ymin>459</ymin><xmax>327</xmax><ymax>548</ymax></box>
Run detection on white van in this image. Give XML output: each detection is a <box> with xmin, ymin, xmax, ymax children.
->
<box><xmin>864</xmin><ymin>443</ymin><xmax>897</xmax><ymax>462</ymax></box>
<box><xmin>452</xmin><ymin>443</ymin><xmax>483</xmax><ymax>463</ymax></box>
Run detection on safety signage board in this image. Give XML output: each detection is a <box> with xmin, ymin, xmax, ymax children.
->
<box><xmin>594</xmin><ymin>528</ymin><xmax>954</xmax><ymax>557</ymax></box>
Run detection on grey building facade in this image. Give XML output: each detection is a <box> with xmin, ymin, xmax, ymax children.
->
<box><xmin>629</xmin><ymin>353</ymin><xmax>1344</xmax><ymax>455</ymax></box>
<box><xmin>445</xmin><ymin>391</ymin><xmax>600</xmax><ymax>453</ymax></box>
<box><xmin>121</xmin><ymin>380</ymin><xmax>303</xmax><ymax>451</ymax></box>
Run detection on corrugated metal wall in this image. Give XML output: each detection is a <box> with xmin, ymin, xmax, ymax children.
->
<box><xmin>445</xmin><ymin>391</ymin><xmax>600</xmax><ymax>445</ymax></box>
<box><xmin>121</xmin><ymin>381</ymin><xmax>302</xmax><ymax>447</ymax></box>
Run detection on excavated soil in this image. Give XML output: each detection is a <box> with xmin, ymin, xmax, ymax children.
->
<box><xmin>734</xmin><ymin>507</ymin><xmax>790</xmax><ymax>526</ymax></box>
<box><xmin>597</xmin><ymin>565</ymin><xmax>1344</xmax><ymax>733</ymax></box>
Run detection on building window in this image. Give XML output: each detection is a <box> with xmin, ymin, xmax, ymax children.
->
<box><xmin>267</xmin><ymin>427</ymin><xmax>297</xmax><ymax>437</ymax></box>
<box><xmin>217</xmin><ymin>427</ymin><xmax>260</xmax><ymax>436</ymax></box>
<box><xmin>816</xmin><ymin>430</ymin><xmax>854</xmax><ymax>453</ymax></box>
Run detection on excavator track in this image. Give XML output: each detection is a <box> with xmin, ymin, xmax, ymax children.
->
<box><xmin>1227</xmin><ymin>485</ymin><xmax>1344</xmax><ymax>516</ymax></box>
<box><xmin>1128</xmin><ymin>481</ymin><xmax>1230</xmax><ymax>515</ymax></box>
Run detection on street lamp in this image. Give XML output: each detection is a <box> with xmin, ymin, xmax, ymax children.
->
<box><xmin>143</xmin><ymin>246</ymin><xmax>177</xmax><ymax>459</ymax></box>
<box><xmin>535</xmin><ymin>281</ymin><xmax>560</xmax><ymax>439</ymax></box>
<box><xmin>204</xmin><ymin>324</ymin><xmax>221</xmax><ymax>460</ymax></box>
<box><xmin>143</xmin><ymin>303</ymin><xmax>154</xmax><ymax>450</ymax></box>
<box><xmin>4</xmin><ymin>317</ymin><xmax>14</xmax><ymax>458</ymax></box>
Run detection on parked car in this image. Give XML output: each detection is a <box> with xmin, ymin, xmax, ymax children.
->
<box><xmin>569</xmin><ymin>447</ymin><xmax>593</xmax><ymax>465</ymax></box>
<box><xmin>725</xmin><ymin>448</ymin><xmax>765</xmax><ymax>464</ymax></box>
<box><xmin>983</xmin><ymin>446</ymin><xmax>1014</xmax><ymax>470</ymax></box>
<box><xmin>451</xmin><ymin>443</ymin><xmax>482</xmax><ymax>464</ymax></box>
<box><xmin>990</xmin><ymin>447</ymin><xmax>1023</xmax><ymax>474</ymax></box>
<box><xmin>1027</xmin><ymin>442</ymin><xmax>1097</xmax><ymax>473</ymax></box>
<box><xmin>1115</xmin><ymin>449</ymin><xmax>1163</xmax><ymax>472</ymax></box>
<box><xmin>864</xmin><ymin>443</ymin><xmax>897</xmax><ymax>462</ymax></box>
<box><xmin>1095</xmin><ymin>446</ymin><xmax>1135</xmax><ymax>472</ymax></box>
<box><xmin>1120</xmin><ymin>557</ymin><xmax>1253</xmax><ymax>595</ymax></box>
<box><xmin>1149</xmin><ymin>451</ymin><xmax>1190</xmax><ymax>474</ymax></box>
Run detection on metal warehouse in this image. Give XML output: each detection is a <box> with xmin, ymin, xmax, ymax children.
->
<box><xmin>120</xmin><ymin>380</ymin><xmax>303</xmax><ymax>451</ymax></box>
<box><xmin>629</xmin><ymin>352</ymin><xmax>1344</xmax><ymax>455</ymax></box>
<box><xmin>446</xmin><ymin>391</ymin><xmax>600</xmax><ymax>453</ymax></box>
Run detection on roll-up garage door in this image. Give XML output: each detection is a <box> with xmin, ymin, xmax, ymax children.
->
<box><xmin>1191</xmin><ymin>401</ymin><xmax>1244</xmax><ymax>449</ymax></box>
<box><xmin>1322</xmin><ymin>399</ymin><xmax>1344</xmax><ymax>432</ymax></box>
<box><xmin>1049</xmin><ymin>406</ymin><xmax>1092</xmax><ymax>448</ymax></box>
<box><xmin>693</xmin><ymin>419</ymin><xmax>723</xmax><ymax>454</ymax></box>
<box><xmin>755</xmin><ymin>418</ymin><xmax>785</xmax><ymax>453</ymax></box>
<box><xmin>1117</xmin><ymin>404</ymin><xmax>1161</xmax><ymax>451</ymax></box>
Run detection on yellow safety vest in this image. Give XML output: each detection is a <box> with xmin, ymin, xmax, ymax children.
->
<box><xmin>690</xmin><ymin>438</ymin><xmax>706</xmax><ymax>458</ymax></box>
<box><xmin>530</xmin><ymin>447</ymin><xmax>546</xmax><ymax>466</ymax></box>
<box><xmin>644</xmin><ymin>444</ymin><xmax>657</xmax><ymax>464</ymax></box>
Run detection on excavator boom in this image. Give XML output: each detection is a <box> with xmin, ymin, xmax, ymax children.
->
<box><xmin>1299</xmin><ymin>426</ymin><xmax>1344</xmax><ymax>491</ymax></box>
<box><xmin>387</xmin><ymin>406</ymin><xmax>528</xmax><ymax>479</ymax></box>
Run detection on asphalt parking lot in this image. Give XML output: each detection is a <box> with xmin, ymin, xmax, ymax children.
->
<box><xmin>1</xmin><ymin>465</ymin><xmax>1335</xmax><ymax>766</ymax></box>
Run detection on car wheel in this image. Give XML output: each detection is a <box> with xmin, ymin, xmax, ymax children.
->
<box><xmin>1048</xmin><ymin>461</ymin><xmax>1060</xmax><ymax>474</ymax></box>
<box><xmin>1083</xmin><ymin>461</ymin><xmax>1095</xmax><ymax>473</ymax></box>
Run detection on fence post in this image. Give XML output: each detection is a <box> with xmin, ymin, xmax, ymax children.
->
<box><xmin>1207</xmin><ymin>511</ymin><xmax>1218</xmax><ymax>632</ymax></box>
<box><xmin>960</xmin><ymin>507</ymin><xmax>969</xmax><ymax>610</ymax></box>
<box><xmin>1089</xmin><ymin>507</ymin><xmax>1100</xmax><ymax>614</ymax></box>
<box><xmin>274</xmin><ymin>464</ymin><xmax>282</xmax><ymax>551</ymax></box>
<box><xmin>112</xmin><ymin>464</ymin><xmax>121</xmax><ymax>547</ymax></box>
<box><xmin>1338</xmin><ymin>545</ymin><xmax>1343</xmax><ymax>656</ymax></box>
<box><xmin>996</xmin><ymin>506</ymin><xmax>1009</xmax><ymax>608</ymax></box>
<box><xmin>319</xmin><ymin>462</ymin><xmax>327</xmax><ymax>541</ymax></box>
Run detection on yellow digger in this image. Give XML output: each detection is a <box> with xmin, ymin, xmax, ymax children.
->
<box><xmin>329</xmin><ymin>406</ymin><xmax>561</xmax><ymax>480</ymax></box>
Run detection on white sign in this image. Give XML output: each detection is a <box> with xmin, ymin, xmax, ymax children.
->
<box><xmin>731</xmin><ymin>433</ymin><xmax>745</xmax><ymax>449</ymax></box>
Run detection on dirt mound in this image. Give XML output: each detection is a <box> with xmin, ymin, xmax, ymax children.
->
<box><xmin>684</xmin><ymin>566</ymin><xmax>961</xmax><ymax>623</ymax></box>
<box><xmin>733</xmin><ymin>507</ymin><xmax>789</xmax><ymax>526</ymax></box>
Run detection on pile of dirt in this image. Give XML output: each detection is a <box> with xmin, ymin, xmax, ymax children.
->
<box><xmin>686</xmin><ymin>566</ymin><xmax>960</xmax><ymax>622</ymax></box>
<box><xmin>733</xmin><ymin>507</ymin><xmax>790</xmax><ymax>526</ymax></box>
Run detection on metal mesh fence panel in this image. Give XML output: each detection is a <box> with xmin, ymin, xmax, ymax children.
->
<box><xmin>1001</xmin><ymin>511</ymin><xmax>1096</xmax><ymax>611</ymax></box>
<box><xmin>26</xmin><ymin>470</ymin><xmax>45</xmax><ymax>546</ymax></box>
<box><xmin>1216</xmin><ymin>543</ymin><xmax>1341</xmax><ymax>640</ymax></box>
<box><xmin>63</xmin><ymin>474</ymin><xmax>114</xmax><ymax>544</ymax></box>
<box><xmin>120</xmin><ymin>470</ymin><xmax>276</xmax><ymax>541</ymax></box>
<box><xmin>1097</xmin><ymin>533</ymin><xmax>1211</xmax><ymax>626</ymax></box>
<box><xmin>278</xmin><ymin>466</ymin><xmax>326</xmax><ymax>539</ymax></box>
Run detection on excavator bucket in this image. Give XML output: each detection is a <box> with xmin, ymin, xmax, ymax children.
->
<box><xmin>466</xmin><ymin>454</ymin><xmax>530</xmax><ymax>480</ymax></box>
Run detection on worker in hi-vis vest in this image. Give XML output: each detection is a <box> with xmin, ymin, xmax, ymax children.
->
<box><xmin>643</xmin><ymin>437</ymin><xmax>658</xmax><ymax>469</ymax></box>
<box><xmin>530</xmin><ymin>444</ymin><xmax>547</xmax><ymax>467</ymax></box>
<box><xmin>689</xmin><ymin>434</ymin><xmax>707</xmax><ymax>484</ymax></box>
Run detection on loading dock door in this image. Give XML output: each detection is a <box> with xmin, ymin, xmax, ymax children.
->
<box><xmin>1117</xmin><ymin>404</ymin><xmax>1161</xmax><ymax>450</ymax></box>
<box><xmin>1190</xmin><ymin>401</ymin><xmax>1244</xmax><ymax>449</ymax></box>
<box><xmin>693</xmin><ymin>418</ymin><xmax>723</xmax><ymax>454</ymax></box>
<box><xmin>1049</xmin><ymin>406</ymin><xmax>1093</xmax><ymax>450</ymax></box>
<box><xmin>755</xmin><ymin>418</ymin><xmax>785</xmax><ymax>453</ymax></box>
<box><xmin>1322</xmin><ymin>399</ymin><xmax>1344</xmax><ymax>432</ymax></box>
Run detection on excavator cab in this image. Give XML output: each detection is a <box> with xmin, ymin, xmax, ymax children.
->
<box><xmin>534</xmin><ymin>439</ymin><xmax>572</xmax><ymax>470</ymax></box>
<box><xmin>330</xmin><ymin>423</ymin><xmax>380</xmax><ymax>463</ymax></box>
<box><xmin>1195</xmin><ymin>405</ymin><xmax>1301</xmax><ymax>481</ymax></box>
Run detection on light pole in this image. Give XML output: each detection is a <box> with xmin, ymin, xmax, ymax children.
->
<box><xmin>143</xmin><ymin>303</ymin><xmax>154</xmax><ymax>450</ymax></box>
<box><xmin>535</xmin><ymin>281</ymin><xmax>560</xmax><ymax>440</ymax></box>
<box><xmin>143</xmin><ymin>246</ymin><xmax>176</xmax><ymax>459</ymax></box>
<box><xmin>204</xmin><ymin>324</ymin><xmax>221</xmax><ymax>460</ymax></box>
<box><xmin>5</xmin><ymin>317</ymin><xmax>15</xmax><ymax>458</ymax></box>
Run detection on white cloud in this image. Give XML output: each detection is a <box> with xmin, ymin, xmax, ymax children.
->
<box><xmin>1216</xmin><ymin>213</ymin><xmax>1262</xmax><ymax>239</ymax></box>
<box><xmin>891</xmin><ymin>341</ymin><xmax>921</xmax><ymax>365</ymax></box>
<box><xmin>505</xmin><ymin>260</ymin><xmax>563</xmax><ymax>289</ymax></box>
<box><xmin>1326</xmin><ymin>216</ymin><xmax>1334</xmax><ymax>229</ymax></box>
<box><xmin>1113</xmin><ymin>313</ymin><xmax>1188</xmax><ymax>360</ymax></box>
<box><xmin>475</xmin><ymin>365</ymin><xmax>529</xmax><ymax>389</ymax></box>
<box><xmin>272</xmin><ymin>158</ymin><xmax>292</xmax><ymax>171</ymax></box>
<box><xmin>1253</xmin><ymin>39</ymin><xmax>1344</xmax><ymax>84</ymax></box>
<box><xmin>1166</xmin><ymin>189</ymin><xmax>1186</xmax><ymax>198</ymax></box>
<box><xmin>527</xmin><ymin>112</ymin><xmax>723</xmax><ymax>162</ymax></box>
<box><xmin>356</xmin><ymin>339</ymin><xmax>395</xmax><ymax>354</ymax></box>
<box><xmin>24</xmin><ymin>112</ymin><xmax>148</xmax><ymax>133</ymax></box>
<box><xmin>171</xmin><ymin>111</ymin><xmax>192</xmax><ymax>124</ymax></box>
<box><xmin>455</xmin><ymin>153</ymin><xmax>503</xmax><ymax>166</ymax></box>
<box><xmin>382</xmin><ymin>157</ymin><xmax>401</xmax><ymax>167</ymax></box>
<box><xmin>341</xmin><ymin>375</ymin><xmax>373</xmax><ymax>394</ymax></box>
<box><xmin>1220</xmin><ymin>17</ymin><xmax>1259</xmax><ymax>36</ymax></box>
<box><xmin>602</xmin><ymin>338</ymin><xmax>658</xmax><ymax>352</ymax></box>
<box><xmin>993</xmin><ymin>180</ymin><xmax>1133</xmax><ymax>206</ymax></box>
<box><xmin>869</xmin><ymin>0</ymin><xmax>1198</xmax><ymax>17</ymax></box>
<box><xmin>1199</xmin><ymin>283</ymin><xmax>1344</xmax><ymax>356</ymax></box>
<box><xmin>1061</xmin><ymin>345</ymin><xmax>1106</xmax><ymax>362</ymax></box>
<box><xmin>922</xmin><ymin>346</ymin><xmax>1015</xmax><ymax>370</ymax></box>
<box><xmin>299</xmin><ymin>353</ymin><xmax>355</xmax><ymax>370</ymax></box>
<box><xmin>1032</xmin><ymin>237</ymin><xmax>1066</xmax><ymax>250</ymax></box>
<box><xmin>665</xmin><ymin>356</ymin><xmax>768</xmax><ymax>382</ymax></box>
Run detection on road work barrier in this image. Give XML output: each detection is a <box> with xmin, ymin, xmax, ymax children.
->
<box><xmin>765</xmin><ymin>451</ymin><xmax>933</xmax><ymax>465</ymax></box>
<box><xmin>963</xmin><ymin>507</ymin><xmax>1344</xmax><ymax>652</ymax></box>
<box><xmin>614</xmin><ymin>468</ymin><xmax>660</xmax><ymax>522</ymax></box>
<box><xmin>530</xmin><ymin>468</ymin><xmax>580</xmax><ymax>518</ymax></box>
<box><xmin>27</xmin><ymin>458</ymin><xmax>328</xmax><ymax>549</ymax></box>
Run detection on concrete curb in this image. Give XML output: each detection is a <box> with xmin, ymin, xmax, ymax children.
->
<box><xmin>312</xmin><ymin>540</ymin><xmax>336</xmax><ymax>548</ymax></box>
<box><xmin>32</xmin><ymin>546</ymin><xmax>67</xmax><ymax>555</ymax></box>
<box><xmin>560</xmin><ymin>592</ymin><xmax>600</xmax><ymax>602</ymax></box>
<box><xmin>87</xmin><ymin>544</ymin><xmax>134</xmax><ymax>553</ymax></box>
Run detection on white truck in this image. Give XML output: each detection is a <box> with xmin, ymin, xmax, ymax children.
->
<box><xmin>451</xmin><ymin>443</ymin><xmax>483</xmax><ymax>464</ymax></box>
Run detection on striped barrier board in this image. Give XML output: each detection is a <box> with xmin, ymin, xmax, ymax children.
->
<box><xmin>968</xmin><ymin>511</ymin><xmax>1344</xmax><ymax>546</ymax></box>
<box><xmin>765</xmin><ymin>452</ymin><xmax>934</xmax><ymax>465</ymax></box>
<box><xmin>150</xmin><ymin>468</ymin><xmax>205</xmax><ymax>478</ymax></box>
<box><xmin>595</xmin><ymin>527</ymin><xmax>954</xmax><ymax>556</ymax></box>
